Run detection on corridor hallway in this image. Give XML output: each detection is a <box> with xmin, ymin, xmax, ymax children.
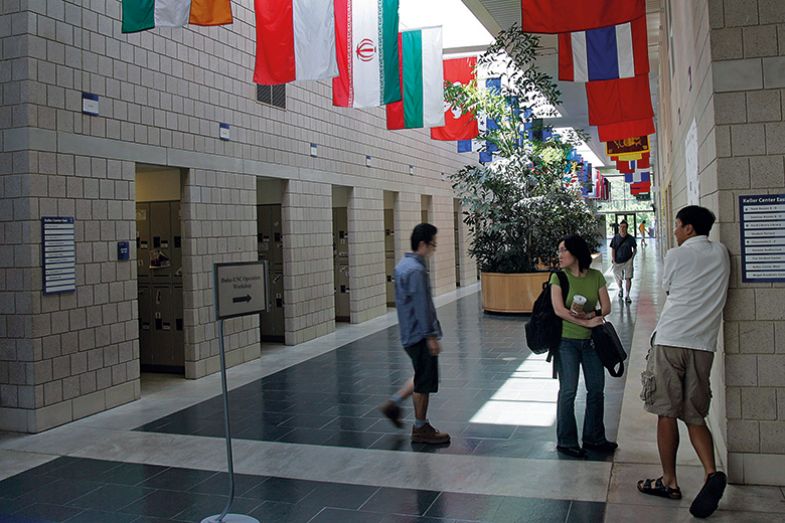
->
<box><xmin>1</xmin><ymin>243</ymin><xmax>784</xmax><ymax>522</ymax></box>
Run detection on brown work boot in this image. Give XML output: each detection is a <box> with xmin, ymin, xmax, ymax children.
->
<box><xmin>379</xmin><ymin>400</ymin><xmax>403</xmax><ymax>428</ymax></box>
<box><xmin>411</xmin><ymin>423</ymin><xmax>450</xmax><ymax>444</ymax></box>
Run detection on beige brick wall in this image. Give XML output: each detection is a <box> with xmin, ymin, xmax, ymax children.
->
<box><xmin>348</xmin><ymin>188</ymin><xmax>386</xmax><ymax>324</ymax></box>
<box><xmin>0</xmin><ymin>0</ymin><xmax>476</xmax><ymax>431</ymax></box>
<box><xmin>431</xmin><ymin>195</ymin><xmax>457</xmax><ymax>296</ymax></box>
<box><xmin>660</xmin><ymin>0</ymin><xmax>785</xmax><ymax>485</ymax></box>
<box><xmin>282</xmin><ymin>181</ymin><xmax>335</xmax><ymax>345</ymax></box>
<box><xmin>181</xmin><ymin>168</ymin><xmax>260</xmax><ymax>379</ymax></box>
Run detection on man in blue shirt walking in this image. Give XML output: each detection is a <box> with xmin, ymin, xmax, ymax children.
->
<box><xmin>379</xmin><ymin>223</ymin><xmax>450</xmax><ymax>444</ymax></box>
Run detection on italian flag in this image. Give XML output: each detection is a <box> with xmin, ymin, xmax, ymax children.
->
<box><xmin>122</xmin><ymin>0</ymin><xmax>232</xmax><ymax>33</ymax></box>
<box><xmin>333</xmin><ymin>0</ymin><xmax>401</xmax><ymax>108</ymax></box>
<box><xmin>254</xmin><ymin>0</ymin><xmax>338</xmax><ymax>85</ymax></box>
<box><xmin>386</xmin><ymin>27</ymin><xmax>445</xmax><ymax>130</ymax></box>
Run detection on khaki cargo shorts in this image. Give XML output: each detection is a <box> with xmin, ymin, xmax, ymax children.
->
<box><xmin>640</xmin><ymin>344</ymin><xmax>714</xmax><ymax>426</ymax></box>
<box><xmin>612</xmin><ymin>258</ymin><xmax>634</xmax><ymax>280</ymax></box>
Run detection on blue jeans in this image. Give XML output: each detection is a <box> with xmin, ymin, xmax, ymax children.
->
<box><xmin>556</xmin><ymin>338</ymin><xmax>607</xmax><ymax>448</ymax></box>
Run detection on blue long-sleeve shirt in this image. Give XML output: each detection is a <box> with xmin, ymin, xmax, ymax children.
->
<box><xmin>394</xmin><ymin>253</ymin><xmax>442</xmax><ymax>347</ymax></box>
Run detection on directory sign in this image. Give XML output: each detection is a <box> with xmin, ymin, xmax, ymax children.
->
<box><xmin>739</xmin><ymin>194</ymin><xmax>785</xmax><ymax>282</ymax></box>
<box><xmin>42</xmin><ymin>217</ymin><xmax>76</xmax><ymax>294</ymax></box>
<box><xmin>214</xmin><ymin>261</ymin><xmax>268</xmax><ymax>319</ymax></box>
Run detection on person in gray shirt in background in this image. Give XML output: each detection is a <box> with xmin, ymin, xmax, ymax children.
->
<box><xmin>378</xmin><ymin>223</ymin><xmax>450</xmax><ymax>445</ymax></box>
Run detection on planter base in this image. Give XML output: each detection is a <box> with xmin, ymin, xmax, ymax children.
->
<box><xmin>480</xmin><ymin>272</ymin><xmax>550</xmax><ymax>314</ymax></box>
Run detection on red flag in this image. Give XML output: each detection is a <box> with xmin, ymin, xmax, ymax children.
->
<box><xmin>630</xmin><ymin>180</ymin><xmax>651</xmax><ymax>194</ymax></box>
<box><xmin>597</xmin><ymin>118</ymin><xmax>655</xmax><ymax>141</ymax></box>
<box><xmin>431</xmin><ymin>57</ymin><xmax>479</xmax><ymax>141</ymax></box>
<box><xmin>586</xmin><ymin>75</ymin><xmax>653</xmax><ymax>125</ymax></box>
<box><xmin>522</xmin><ymin>0</ymin><xmax>645</xmax><ymax>34</ymax></box>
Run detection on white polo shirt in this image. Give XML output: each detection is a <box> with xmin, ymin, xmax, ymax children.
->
<box><xmin>651</xmin><ymin>235</ymin><xmax>731</xmax><ymax>352</ymax></box>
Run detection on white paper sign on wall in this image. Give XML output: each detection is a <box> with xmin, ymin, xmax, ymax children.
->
<box><xmin>685</xmin><ymin>118</ymin><xmax>699</xmax><ymax>205</ymax></box>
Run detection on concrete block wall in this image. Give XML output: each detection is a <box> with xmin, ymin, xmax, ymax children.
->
<box><xmin>348</xmin><ymin>188</ymin><xmax>386</xmax><ymax>324</ymax></box>
<box><xmin>660</xmin><ymin>0</ymin><xmax>785</xmax><ymax>485</ymax></box>
<box><xmin>395</xmin><ymin>192</ymin><xmax>422</xmax><ymax>259</ymax></box>
<box><xmin>431</xmin><ymin>195</ymin><xmax>457</xmax><ymax>296</ymax></box>
<box><xmin>282</xmin><ymin>181</ymin><xmax>335</xmax><ymax>345</ymax></box>
<box><xmin>1</xmin><ymin>0</ymin><xmax>476</xmax><ymax>430</ymax></box>
<box><xmin>181</xmin><ymin>168</ymin><xmax>260</xmax><ymax>379</ymax></box>
<box><xmin>0</xmin><ymin>149</ymin><xmax>140</xmax><ymax>432</ymax></box>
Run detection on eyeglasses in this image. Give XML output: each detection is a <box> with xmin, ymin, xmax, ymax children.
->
<box><xmin>557</xmin><ymin>248</ymin><xmax>568</xmax><ymax>254</ymax></box>
<box><xmin>429</xmin><ymin>241</ymin><xmax>438</xmax><ymax>248</ymax></box>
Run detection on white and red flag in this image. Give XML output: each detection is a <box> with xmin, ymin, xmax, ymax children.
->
<box><xmin>431</xmin><ymin>57</ymin><xmax>479</xmax><ymax>141</ymax></box>
<box><xmin>333</xmin><ymin>0</ymin><xmax>401</xmax><ymax>108</ymax></box>
<box><xmin>254</xmin><ymin>0</ymin><xmax>338</xmax><ymax>85</ymax></box>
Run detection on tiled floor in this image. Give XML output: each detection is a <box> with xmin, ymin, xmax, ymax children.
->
<box><xmin>4</xmin><ymin>241</ymin><xmax>785</xmax><ymax>522</ymax></box>
<box><xmin>136</xmin><ymin>287</ymin><xmax>636</xmax><ymax>462</ymax></box>
<box><xmin>0</xmin><ymin>456</ymin><xmax>604</xmax><ymax>522</ymax></box>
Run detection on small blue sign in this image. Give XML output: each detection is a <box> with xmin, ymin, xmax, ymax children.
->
<box><xmin>219</xmin><ymin>123</ymin><xmax>230</xmax><ymax>141</ymax></box>
<box><xmin>82</xmin><ymin>93</ymin><xmax>99</xmax><ymax>116</ymax></box>
<box><xmin>117</xmin><ymin>241</ymin><xmax>130</xmax><ymax>261</ymax></box>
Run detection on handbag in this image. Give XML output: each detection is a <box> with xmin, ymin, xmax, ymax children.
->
<box><xmin>591</xmin><ymin>320</ymin><xmax>627</xmax><ymax>377</ymax></box>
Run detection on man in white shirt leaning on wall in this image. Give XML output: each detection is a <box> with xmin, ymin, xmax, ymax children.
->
<box><xmin>636</xmin><ymin>206</ymin><xmax>731</xmax><ymax>519</ymax></box>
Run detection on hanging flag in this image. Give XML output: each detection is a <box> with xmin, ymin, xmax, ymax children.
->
<box><xmin>559</xmin><ymin>16</ymin><xmax>648</xmax><ymax>82</ymax></box>
<box><xmin>122</xmin><ymin>0</ymin><xmax>232</xmax><ymax>33</ymax></box>
<box><xmin>386</xmin><ymin>27</ymin><xmax>445</xmax><ymax>130</ymax></box>
<box><xmin>598</xmin><ymin>117</ymin><xmax>656</xmax><ymax>142</ymax></box>
<box><xmin>616</xmin><ymin>153</ymin><xmax>650</xmax><ymax>173</ymax></box>
<box><xmin>333</xmin><ymin>0</ymin><xmax>400</xmax><ymax>108</ymax></box>
<box><xmin>606</xmin><ymin>136</ymin><xmax>649</xmax><ymax>156</ymax></box>
<box><xmin>521</xmin><ymin>0</ymin><xmax>645</xmax><ymax>34</ymax></box>
<box><xmin>624</xmin><ymin>171</ymin><xmax>651</xmax><ymax>183</ymax></box>
<box><xmin>586</xmin><ymin>74</ymin><xmax>653</xmax><ymax>125</ymax></box>
<box><xmin>254</xmin><ymin>0</ymin><xmax>338</xmax><ymax>85</ymax></box>
<box><xmin>431</xmin><ymin>57</ymin><xmax>479</xmax><ymax>141</ymax></box>
<box><xmin>630</xmin><ymin>180</ymin><xmax>651</xmax><ymax>194</ymax></box>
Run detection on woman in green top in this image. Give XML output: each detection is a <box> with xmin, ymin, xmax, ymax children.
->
<box><xmin>549</xmin><ymin>235</ymin><xmax>615</xmax><ymax>458</ymax></box>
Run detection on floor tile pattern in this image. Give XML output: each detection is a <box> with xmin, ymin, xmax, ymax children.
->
<box><xmin>136</xmin><ymin>284</ymin><xmax>637</xmax><ymax>461</ymax></box>
<box><xmin>0</xmin><ymin>456</ymin><xmax>605</xmax><ymax>523</ymax></box>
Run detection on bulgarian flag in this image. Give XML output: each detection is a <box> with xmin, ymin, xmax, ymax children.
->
<box><xmin>254</xmin><ymin>0</ymin><xmax>338</xmax><ymax>85</ymax></box>
<box><xmin>333</xmin><ymin>0</ymin><xmax>401</xmax><ymax>108</ymax></box>
<box><xmin>386</xmin><ymin>27</ymin><xmax>445</xmax><ymax>130</ymax></box>
<box><xmin>122</xmin><ymin>0</ymin><xmax>232</xmax><ymax>33</ymax></box>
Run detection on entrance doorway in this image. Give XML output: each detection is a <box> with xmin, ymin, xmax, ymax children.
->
<box><xmin>256</xmin><ymin>178</ymin><xmax>286</xmax><ymax>342</ymax></box>
<box><xmin>135</xmin><ymin>165</ymin><xmax>185</xmax><ymax>375</ymax></box>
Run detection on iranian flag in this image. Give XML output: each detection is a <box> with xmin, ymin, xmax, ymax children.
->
<box><xmin>386</xmin><ymin>27</ymin><xmax>445</xmax><ymax>130</ymax></box>
<box><xmin>122</xmin><ymin>0</ymin><xmax>232</xmax><ymax>33</ymax></box>
<box><xmin>254</xmin><ymin>0</ymin><xmax>338</xmax><ymax>85</ymax></box>
<box><xmin>333</xmin><ymin>0</ymin><xmax>401</xmax><ymax>108</ymax></box>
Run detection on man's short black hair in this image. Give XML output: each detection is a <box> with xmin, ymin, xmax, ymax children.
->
<box><xmin>620</xmin><ymin>220</ymin><xmax>629</xmax><ymax>226</ymax></box>
<box><xmin>561</xmin><ymin>234</ymin><xmax>593</xmax><ymax>272</ymax></box>
<box><xmin>411</xmin><ymin>223</ymin><xmax>438</xmax><ymax>251</ymax></box>
<box><xmin>676</xmin><ymin>205</ymin><xmax>716</xmax><ymax>236</ymax></box>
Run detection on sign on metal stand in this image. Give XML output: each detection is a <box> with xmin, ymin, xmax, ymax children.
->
<box><xmin>201</xmin><ymin>261</ymin><xmax>268</xmax><ymax>523</ymax></box>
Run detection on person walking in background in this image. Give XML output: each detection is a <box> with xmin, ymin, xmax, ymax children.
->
<box><xmin>610</xmin><ymin>220</ymin><xmax>637</xmax><ymax>304</ymax></box>
<box><xmin>637</xmin><ymin>206</ymin><xmax>730</xmax><ymax>519</ymax></box>
<box><xmin>378</xmin><ymin>223</ymin><xmax>450</xmax><ymax>445</ymax></box>
<box><xmin>639</xmin><ymin>220</ymin><xmax>648</xmax><ymax>247</ymax></box>
<box><xmin>550</xmin><ymin>235</ymin><xmax>615</xmax><ymax>458</ymax></box>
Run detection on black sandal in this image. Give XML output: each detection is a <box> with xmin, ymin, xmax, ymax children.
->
<box><xmin>690</xmin><ymin>471</ymin><xmax>727</xmax><ymax>518</ymax></box>
<box><xmin>637</xmin><ymin>477</ymin><xmax>682</xmax><ymax>500</ymax></box>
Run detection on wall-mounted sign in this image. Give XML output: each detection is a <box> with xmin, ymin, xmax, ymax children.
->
<box><xmin>82</xmin><ymin>93</ymin><xmax>99</xmax><ymax>116</ymax></box>
<box><xmin>117</xmin><ymin>241</ymin><xmax>130</xmax><ymax>261</ymax></box>
<box><xmin>685</xmin><ymin>118</ymin><xmax>699</xmax><ymax>205</ymax></box>
<box><xmin>739</xmin><ymin>194</ymin><xmax>785</xmax><ymax>282</ymax></box>
<box><xmin>214</xmin><ymin>261</ymin><xmax>268</xmax><ymax>320</ymax></box>
<box><xmin>42</xmin><ymin>217</ymin><xmax>76</xmax><ymax>294</ymax></box>
<box><xmin>219</xmin><ymin>122</ymin><xmax>230</xmax><ymax>141</ymax></box>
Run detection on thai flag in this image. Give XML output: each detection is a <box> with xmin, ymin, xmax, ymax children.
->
<box><xmin>559</xmin><ymin>16</ymin><xmax>648</xmax><ymax>82</ymax></box>
<box><xmin>624</xmin><ymin>171</ymin><xmax>650</xmax><ymax>183</ymax></box>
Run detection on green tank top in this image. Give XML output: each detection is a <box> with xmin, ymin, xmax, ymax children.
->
<box><xmin>549</xmin><ymin>268</ymin><xmax>607</xmax><ymax>340</ymax></box>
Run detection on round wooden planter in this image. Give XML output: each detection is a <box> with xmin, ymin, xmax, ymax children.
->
<box><xmin>480</xmin><ymin>272</ymin><xmax>550</xmax><ymax>314</ymax></box>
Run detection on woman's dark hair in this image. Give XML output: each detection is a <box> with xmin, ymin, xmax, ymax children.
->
<box><xmin>561</xmin><ymin>234</ymin><xmax>592</xmax><ymax>272</ymax></box>
<box><xmin>411</xmin><ymin>223</ymin><xmax>438</xmax><ymax>251</ymax></box>
<box><xmin>676</xmin><ymin>205</ymin><xmax>715</xmax><ymax>236</ymax></box>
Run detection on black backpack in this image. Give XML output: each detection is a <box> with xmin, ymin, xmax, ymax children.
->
<box><xmin>525</xmin><ymin>271</ymin><xmax>568</xmax><ymax>355</ymax></box>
